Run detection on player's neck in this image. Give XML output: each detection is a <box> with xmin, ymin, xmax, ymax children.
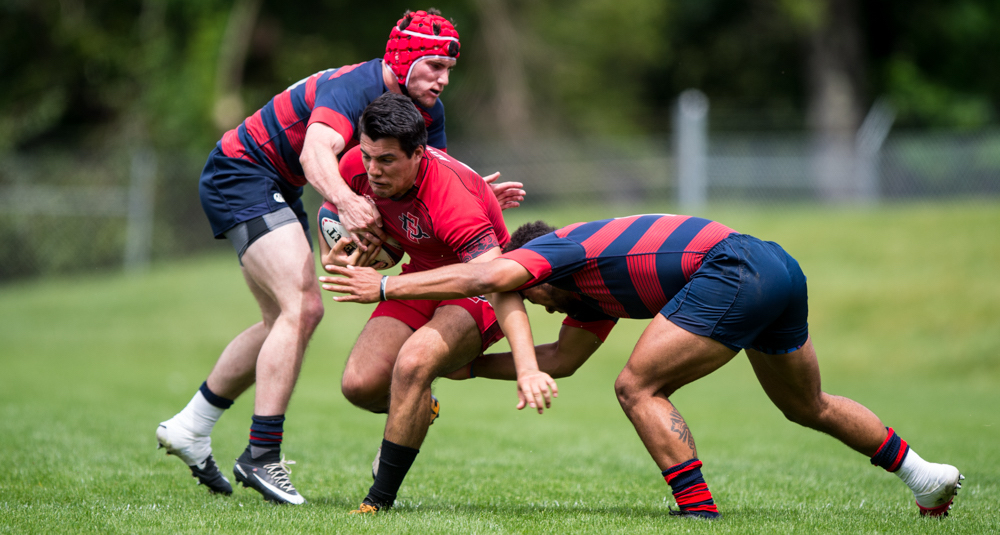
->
<box><xmin>383</xmin><ymin>62</ymin><xmax>403</xmax><ymax>95</ymax></box>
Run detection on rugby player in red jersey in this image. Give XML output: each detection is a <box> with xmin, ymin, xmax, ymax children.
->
<box><xmin>319</xmin><ymin>92</ymin><xmax>555</xmax><ymax>514</ymax></box>
<box><xmin>155</xmin><ymin>9</ymin><xmax>524</xmax><ymax>505</ymax></box>
<box><xmin>322</xmin><ymin>216</ymin><xmax>964</xmax><ymax>519</ymax></box>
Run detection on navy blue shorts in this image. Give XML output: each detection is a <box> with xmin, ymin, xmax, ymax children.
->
<box><xmin>198</xmin><ymin>145</ymin><xmax>310</xmax><ymax>239</ymax></box>
<box><xmin>661</xmin><ymin>234</ymin><xmax>809</xmax><ymax>354</ymax></box>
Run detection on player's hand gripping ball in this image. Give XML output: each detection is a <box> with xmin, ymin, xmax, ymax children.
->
<box><xmin>318</xmin><ymin>202</ymin><xmax>404</xmax><ymax>270</ymax></box>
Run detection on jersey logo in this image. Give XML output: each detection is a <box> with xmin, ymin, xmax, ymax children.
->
<box><xmin>399</xmin><ymin>212</ymin><xmax>431</xmax><ymax>242</ymax></box>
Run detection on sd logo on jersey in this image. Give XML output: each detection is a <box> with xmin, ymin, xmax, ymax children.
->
<box><xmin>399</xmin><ymin>212</ymin><xmax>431</xmax><ymax>242</ymax></box>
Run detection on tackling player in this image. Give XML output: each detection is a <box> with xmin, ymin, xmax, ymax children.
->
<box><xmin>154</xmin><ymin>9</ymin><xmax>524</xmax><ymax>505</ymax></box>
<box><xmin>322</xmin><ymin>215</ymin><xmax>964</xmax><ymax>518</ymax></box>
<box><xmin>320</xmin><ymin>92</ymin><xmax>555</xmax><ymax>514</ymax></box>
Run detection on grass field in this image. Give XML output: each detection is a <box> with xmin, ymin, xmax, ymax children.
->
<box><xmin>1</xmin><ymin>201</ymin><xmax>998</xmax><ymax>534</ymax></box>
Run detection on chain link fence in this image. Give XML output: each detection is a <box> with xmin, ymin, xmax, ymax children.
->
<box><xmin>0</xmin><ymin>147</ymin><xmax>217</xmax><ymax>281</ymax></box>
<box><xmin>451</xmin><ymin>127</ymin><xmax>1000</xmax><ymax>204</ymax></box>
<box><xmin>2</xmin><ymin>127</ymin><xmax>998</xmax><ymax>283</ymax></box>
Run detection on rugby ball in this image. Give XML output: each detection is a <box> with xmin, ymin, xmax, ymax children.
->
<box><xmin>318</xmin><ymin>201</ymin><xmax>404</xmax><ymax>270</ymax></box>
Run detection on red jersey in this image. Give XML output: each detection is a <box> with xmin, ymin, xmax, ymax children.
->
<box><xmin>339</xmin><ymin>145</ymin><xmax>509</xmax><ymax>273</ymax></box>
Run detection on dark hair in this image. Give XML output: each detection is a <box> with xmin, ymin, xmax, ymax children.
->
<box><xmin>503</xmin><ymin>220</ymin><xmax>557</xmax><ymax>253</ymax></box>
<box><xmin>358</xmin><ymin>92</ymin><xmax>428</xmax><ymax>157</ymax></box>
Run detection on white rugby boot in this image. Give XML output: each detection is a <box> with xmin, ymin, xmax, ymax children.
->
<box><xmin>156</xmin><ymin>415</ymin><xmax>232</xmax><ymax>495</ymax></box>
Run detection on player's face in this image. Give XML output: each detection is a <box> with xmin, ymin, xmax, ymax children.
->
<box><xmin>359</xmin><ymin>135</ymin><xmax>424</xmax><ymax>199</ymax></box>
<box><xmin>406</xmin><ymin>57</ymin><xmax>456</xmax><ymax>109</ymax></box>
<box><xmin>522</xmin><ymin>284</ymin><xmax>589</xmax><ymax>317</ymax></box>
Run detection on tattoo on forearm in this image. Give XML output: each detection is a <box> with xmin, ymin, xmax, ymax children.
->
<box><xmin>669</xmin><ymin>406</ymin><xmax>696</xmax><ymax>451</ymax></box>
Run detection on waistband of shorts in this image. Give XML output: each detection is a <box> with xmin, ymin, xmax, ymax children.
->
<box><xmin>703</xmin><ymin>232</ymin><xmax>745</xmax><ymax>260</ymax></box>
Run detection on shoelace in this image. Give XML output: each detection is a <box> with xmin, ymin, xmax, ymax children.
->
<box><xmin>262</xmin><ymin>456</ymin><xmax>297</xmax><ymax>491</ymax></box>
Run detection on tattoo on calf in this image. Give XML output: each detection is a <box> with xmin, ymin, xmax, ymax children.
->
<box><xmin>669</xmin><ymin>407</ymin><xmax>696</xmax><ymax>451</ymax></box>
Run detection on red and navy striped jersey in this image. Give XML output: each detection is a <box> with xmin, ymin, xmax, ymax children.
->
<box><xmin>219</xmin><ymin>59</ymin><xmax>446</xmax><ymax>188</ymax></box>
<box><xmin>339</xmin><ymin>145</ymin><xmax>509</xmax><ymax>273</ymax></box>
<box><xmin>502</xmin><ymin>214</ymin><xmax>736</xmax><ymax>320</ymax></box>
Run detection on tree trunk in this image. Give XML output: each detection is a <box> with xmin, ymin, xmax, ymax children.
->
<box><xmin>473</xmin><ymin>0</ymin><xmax>533</xmax><ymax>142</ymax></box>
<box><xmin>213</xmin><ymin>0</ymin><xmax>263</xmax><ymax>131</ymax></box>
<box><xmin>806</xmin><ymin>0</ymin><xmax>865</xmax><ymax>202</ymax></box>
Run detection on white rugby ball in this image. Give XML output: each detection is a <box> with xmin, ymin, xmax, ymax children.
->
<box><xmin>318</xmin><ymin>202</ymin><xmax>404</xmax><ymax>270</ymax></box>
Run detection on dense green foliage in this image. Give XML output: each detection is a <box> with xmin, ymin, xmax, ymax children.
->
<box><xmin>1</xmin><ymin>0</ymin><xmax>998</xmax><ymax>155</ymax></box>
<box><xmin>1</xmin><ymin>202</ymin><xmax>998</xmax><ymax>533</ymax></box>
<box><xmin>3</xmin><ymin>1</ymin><xmax>997</xmax><ymax>282</ymax></box>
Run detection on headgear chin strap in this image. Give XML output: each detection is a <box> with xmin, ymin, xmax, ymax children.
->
<box><xmin>384</xmin><ymin>10</ymin><xmax>460</xmax><ymax>93</ymax></box>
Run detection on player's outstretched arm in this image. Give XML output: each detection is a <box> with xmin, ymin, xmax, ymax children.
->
<box><xmin>447</xmin><ymin>325</ymin><xmax>603</xmax><ymax>381</ymax></box>
<box><xmin>319</xmin><ymin>257</ymin><xmax>532</xmax><ymax>302</ymax></box>
<box><xmin>463</xmin><ymin>248</ymin><xmax>556</xmax><ymax>414</ymax></box>
<box><xmin>301</xmin><ymin>122</ymin><xmax>387</xmax><ymax>247</ymax></box>
<box><xmin>492</xmin><ymin>291</ymin><xmax>557</xmax><ymax>414</ymax></box>
<box><xmin>482</xmin><ymin>172</ymin><xmax>525</xmax><ymax>211</ymax></box>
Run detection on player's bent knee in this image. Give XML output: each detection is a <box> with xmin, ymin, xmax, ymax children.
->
<box><xmin>391</xmin><ymin>352</ymin><xmax>438</xmax><ymax>389</ymax></box>
<box><xmin>614</xmin><ymin>372</ymin><xmax>641</xmax><ymax>412</ymax></box>
<box><xmin>777</xmin><ymin>397</ymin><xmax>828</xmax><ymax>429</ymax></box>
<box><xmin>277</xmin><ymin>289</ymin><xmax>325</xmax><ymax>334</ymax></box>
<box><xmin>341</xmin><ymin>372</ymin><xmax>390</xmax><ymax>409</ymax></box>
<box><xmin>302</xmin><ymin>294</ymin><xmax>325</xmax><ymax>332</ymax></box>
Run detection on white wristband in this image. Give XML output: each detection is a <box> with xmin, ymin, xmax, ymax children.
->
<box><xmin>379</xmin><ymin>276</ymin><xmax>388</xmax><ymax>302</ymax></box>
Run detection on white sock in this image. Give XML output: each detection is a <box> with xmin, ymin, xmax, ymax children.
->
<box><xmin>175</xmin><ymin>390</ymin><xmax>226</xmax><ymax>437</ymax></box>
<box><xmin>894</xmin><ymin>449</ymin><xmax>955</xmax><ymax>506</ymax></box>
<box><xmin>894</xmin><ymin>449</ymin><xmax>928</xmax><ymax>490</ymax></box>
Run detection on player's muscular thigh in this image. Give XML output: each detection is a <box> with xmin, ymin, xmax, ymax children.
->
<box><xmin>625</xmin><ymin>316</ymin><xmax>737</xmax><ymax>395</ymax></box>
<box><xmin>395</xmin><ymin>305</ymin><xmax>483</xmax><ymax>380</ymax></box>
<box><xmin>342</xmin><ymin>316</ymin><xmax>413</xmax><ymax>404</ymax></box>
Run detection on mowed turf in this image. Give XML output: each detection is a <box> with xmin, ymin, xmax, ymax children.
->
<box><xmin>1</xmin><ymin>201</ymin><xmax>998</xmax><ymax>534</ymax></box>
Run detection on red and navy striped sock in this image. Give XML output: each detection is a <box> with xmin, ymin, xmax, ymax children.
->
<box><xmin>662</xmin><ymin>458</ymin><xmax>720</xmax><ymax>518</ymax></box>
<box><xmin>249</xmin><ymin>414</ymin><xmax>284</xmax><ymax>452</ymax></box>
<box><xmin>870</xmin><ymin>426</ymin><xmax>909</xmax><ymax>472</ymax></box>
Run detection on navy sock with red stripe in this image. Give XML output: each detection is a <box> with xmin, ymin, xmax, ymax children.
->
<box><xmin>870</xmin><ymin>427</ymin><xmax>910</xmax><ymax>472</ymax></box>
<box><xmin>249</xmin><ymin>414</ymin><xmax>284</xmax><ymax>455</ymax></box>
<box><xmin>662</xmin><ymin>458</ymin><xmax>720</xmax><ymax>518</ymax></box>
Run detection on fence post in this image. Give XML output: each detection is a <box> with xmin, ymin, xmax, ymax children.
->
<box><xmin>125</xmin><ymin>147</ymin><xmax>156</xmax><ymax>273</ymax></box>
<box><xmin>675</xmin><ymin>89</ymin><xmax>709</xmax><ymax>212</ymax></box>
<box><xmin>855</xmin><ymin>98</ymin><xmax>895</xmax><ymax>204</ymax></box>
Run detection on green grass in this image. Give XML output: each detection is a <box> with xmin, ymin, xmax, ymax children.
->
<box><xmin>1</xmin><ymin>201</ymin><xmax>999</xmax><ymax>533</ymax></box>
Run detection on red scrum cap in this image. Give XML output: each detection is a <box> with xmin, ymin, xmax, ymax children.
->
<box><xmin>384</xmin><ymin>10</ymin><xmax>460</xmax><ymax>89</ymax></box>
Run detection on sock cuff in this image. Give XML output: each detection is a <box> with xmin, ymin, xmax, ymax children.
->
<box><xmin>249</xmin><ymin>414</ymin><xmax>285</xmax><ymax>447</ymax></box>
<box><xmin>199</xmin><ymin>381</ymin><xmax>234</xmax><ymax>409</ymax></box>
<box><xmin>251</xmin><ymin>414</ymin><xmax>285</xmax><ymax>432</ymax></box>
<box><xmin>870</xmin><ymin>427</ymin><xmax>910</xmax><ymax>472</ymax></box>
<box><xmin>662</xmin><ymin>458</ymin><xmax>703</xmax><ymax>484</ymax></box>
<box><xmin>381</xmin><ymin>438</ymin><xmax>420</xmax><ymax>458</ymax></box>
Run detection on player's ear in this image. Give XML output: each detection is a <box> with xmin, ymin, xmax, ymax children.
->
<box><xmin>412</xmin><ymin>144</ymin><xmax>425</xmax><ymax>159</ymax></box>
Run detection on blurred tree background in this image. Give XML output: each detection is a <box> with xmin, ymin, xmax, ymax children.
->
<box><xmin>1</xmin><ymin>0</ymin><xmax>998</xmax><ymax>278</ymax></box>
<box><xmin>4</xmin><ymin>0</ymin><xmax>996</xmax><ymax>151</ymax></box>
